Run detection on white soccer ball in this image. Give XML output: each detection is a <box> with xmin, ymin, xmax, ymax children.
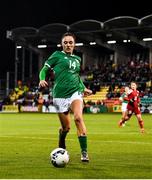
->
<box><xmin>50</xmin><ymin>148</ymin><xmax>69</xmax><ymax>168</ymax></box>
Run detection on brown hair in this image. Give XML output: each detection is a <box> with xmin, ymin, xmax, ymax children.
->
<box><xmin>61</xmin><ymin>32</ymin><xmax>76</xmax><ymax>42</ymax></box>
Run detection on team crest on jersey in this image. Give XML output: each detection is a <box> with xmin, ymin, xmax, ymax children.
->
<box><xmin>75</xmin><ymin>59</ymin><xmax>80</xmax><ymax>64</ymax></box>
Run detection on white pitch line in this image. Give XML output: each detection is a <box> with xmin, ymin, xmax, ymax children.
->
<box><xmin>0</xmin><ymin>135</ymin><xmax>152</xmax><ymax>145</ymax></box>
<box><xmin>0</xmin><ymin>132</ymin><xmax>151</xmax><ymax>135</ymax></box>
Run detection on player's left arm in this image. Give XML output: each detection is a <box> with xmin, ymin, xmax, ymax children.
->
<box><xmin>137</xmin><ymin>94</ymin><xmax>142</xmax><ymax>107</ymax></box>
<box><xmin>39</xmin><ymin>66</ymin><xmax>49</xmax><ymax>87</ymax></box>
<box><xmin>83</xmin><ymin>88</ymin><xmax>92</xmax><ymax>97</ymax></box>
<box><xmin>79</xmin><ymin>78</ymin><xmax>92</xmax><ymax>97</ymax></box>
<box><xmin>78</xmin><ymin>56</ymin><xmax>92</xmax><ymax>96</ymax></box>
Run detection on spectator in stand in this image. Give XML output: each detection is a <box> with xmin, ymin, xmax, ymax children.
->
<box><xmin>43</xmin><ymin>94</ymin><xmax>53</xmax><ymax>112</ymax></box>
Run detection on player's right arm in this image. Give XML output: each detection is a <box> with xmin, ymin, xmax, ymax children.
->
<box><xmin>119</xmin><ymin>93</ymin><xmax>125</xmax><ymax>102</ymax></box>
<box><xmin>39</xmin><ymin>51</ymin><xmax>58</xmax><ymax>88</ymax></box>
<box><xmin>123</xmin><ymin>89</ymin><xmax>133</xmax><ymax>102</ymax></box>
<box><xmin>39</xmin><ymin>66</ymin><xmax>49</xmax><ymax>87</ymax></box>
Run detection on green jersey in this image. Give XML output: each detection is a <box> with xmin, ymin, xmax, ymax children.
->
<box><xmin>121</xmin><ymin>92</ymin><xmax>128</xmax><ymax>104</ymax></box>
<box><xmin>39</xmin><ymin>51</ymin><xmax>85</xmax><ymax>98</ymax></box>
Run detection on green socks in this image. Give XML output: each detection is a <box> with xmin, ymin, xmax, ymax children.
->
<box><xmin>59</xmin><ymin>132</ymin><xmax>88</xmax><ymax>152</ymax></box>
<box><xmin>59</xmin><ymin>130</ymin><xmax>68</xmax><ymax>149</ymax></box>
<box><xmin>78</xmin><ymin>136</ymin><xmax>87</xmax><ymax>152</ymax></box>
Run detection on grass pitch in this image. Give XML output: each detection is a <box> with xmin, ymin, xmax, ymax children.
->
<box><xmin>0</xmin><ymin>113</ymin><xmax>152</xmax><ymax>179</ymax></box>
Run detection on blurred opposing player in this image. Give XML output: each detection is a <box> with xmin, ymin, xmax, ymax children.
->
<box><xmin>39</xmin><ymin>32</ymin><xmax>92</xmax><ymax>162</ymax></box>
<box><xmin>119</xmin><ymin>82</ymin><xmax>145</xmax><ymax>133</ymax></box>
<box><xmin>118</xmin><ymin>86</ymin><xmax>130</xmax><ymax>127</ymax></box>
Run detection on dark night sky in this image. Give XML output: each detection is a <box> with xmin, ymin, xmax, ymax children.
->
<box><xmin>0</xmin><ymin>0</ymin><xmax>151</xmax><ymax>78</ymax></box>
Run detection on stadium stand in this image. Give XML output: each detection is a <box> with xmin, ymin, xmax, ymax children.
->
<box><xmin>0</xmin><ymin>15</ymin><xmax>152</xmax><ymax>113</ymax></box>
<box><xmin>83</xmin><ymin>86</ymin><xmax>109</xmax><ymax>103</ymax></box>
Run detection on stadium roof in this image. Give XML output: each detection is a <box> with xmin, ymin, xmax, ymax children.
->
<box><xmin>7</xmin><ymin>14</ymin><xmax>152</xmax><ymax>51</ymax></box>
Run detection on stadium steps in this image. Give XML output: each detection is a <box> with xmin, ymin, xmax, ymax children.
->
<box><xmin>84</xmin><ymin>86</ymin><xmax>109</xmax><ymax>103</ymax></box>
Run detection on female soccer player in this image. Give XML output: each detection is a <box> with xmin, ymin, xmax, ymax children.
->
<box><xmin>118</xmin><ymin>86</ymin><xmax>130</xmax><ymax>127</ymax></box>
<box><xmin>39</xmin><ymin>32</ymin><xmax>92</xmax><ymax>162</ymax></box>
<box><xmin>119</xmin><ymin>82</ymin><xmax>144</xmax><ymax>133</ymax></box>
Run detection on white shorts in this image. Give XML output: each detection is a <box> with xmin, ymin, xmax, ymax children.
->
<box><xmin>121</xmin><ymin>103</ymin><xmax>128</xmax><ymax>112</ymax></box>
<box><xmin>53</xmin><ymin>91</ymin><xmax>83</xmax><ymax>113</ymax></box>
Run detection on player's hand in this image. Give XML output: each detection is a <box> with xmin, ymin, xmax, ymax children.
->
<box><xmin>83</xmin><ymin>88</ymin><xmax>92</xmax><ymax>97</ymax></box>
<box><xmin>119</xmin><ymin>97</ymin><xmax>123</xmax><ymax>102</ymax></box>
<box><xmin>39</xmin><ymin>80</ymin><xmax>48</xmax><ymax>88</ymax></box>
